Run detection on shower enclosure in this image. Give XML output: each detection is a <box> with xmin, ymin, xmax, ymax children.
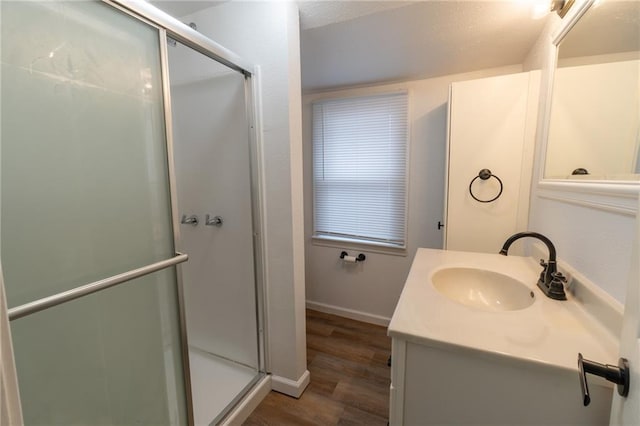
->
<box><xmin>0</xmin><ymin>0</ymin><xmax>265</xmax><ymax>424</ymax></box>
<box><xmin>167</xmin><ymin>37</ymin><xmax>264</xmax><ymax>425</ymax></box>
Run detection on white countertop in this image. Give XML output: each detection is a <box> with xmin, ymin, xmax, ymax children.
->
<box><xmin>388</xmin><ymin>248</ymin><xmax>620</xmax><ymax>374</ymax></box>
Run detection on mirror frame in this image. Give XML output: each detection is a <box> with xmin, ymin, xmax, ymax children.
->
<box><xmin>537</xmin><ymin>0</ymin><xmax>640</xmax><ymax>216</ymax></box>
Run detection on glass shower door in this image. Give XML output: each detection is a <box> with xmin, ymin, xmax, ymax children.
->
<box><xmin>1</xmin><ymin>1</ymin><xmax>188</xmax><ymax>424</ymax></box>
<box><xmin>168</xmin><ymin>40</ymin><xmax>262</xmax><ymax>424</ymax></box>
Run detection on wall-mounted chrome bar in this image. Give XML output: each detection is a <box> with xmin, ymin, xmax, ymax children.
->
<box><xmin>8</xmin><ymin>253</ymin><xmax>188</xmax><ymax>321</ymax></box>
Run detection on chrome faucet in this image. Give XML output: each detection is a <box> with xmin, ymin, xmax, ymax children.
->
<box><xmin>499</xmin><ymin>232</ymin><xmax>567</xmax><ymax>300</ymax></box>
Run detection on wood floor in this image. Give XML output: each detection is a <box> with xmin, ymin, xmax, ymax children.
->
<box><xmin>243</xmin><ymin>309</ymin><xmax>391</xmax><ymax>425</ymax></box>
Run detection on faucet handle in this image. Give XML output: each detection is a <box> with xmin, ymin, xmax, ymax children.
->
<box><xmin>181</xmin><ymin>214</ymin><xmax>199</xmax><ymax>226</ymax></box>
<box><xmin>552</xmin><ymin>272</ymin><xmax>567</xmax><ymax>282</ymax></box>
<box><xmin>538</xmin><ymin>259</ymin><xmax>549</xmax><ymax>282</ymax></box>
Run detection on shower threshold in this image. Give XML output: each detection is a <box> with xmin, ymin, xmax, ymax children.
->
<box><xmin>188</xmin><ymin>346</ymin><xmax>260</xmax><ymax>425</ymax></box>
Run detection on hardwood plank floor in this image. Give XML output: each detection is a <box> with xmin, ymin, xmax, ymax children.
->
<box><xmin>243</xmin><ymin>309</ymin><xmax>391</xmax><ymax>425</ymax></box>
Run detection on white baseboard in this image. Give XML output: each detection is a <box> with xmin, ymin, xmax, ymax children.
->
<box><xmin>306</xmin><ymin>300</ymin><xmax>391</xmax><ymax>326</ymax></box>
<box><xmin>271</xmin><ymin>370</ymin><xmax>310</xmax><ymax>398</ymax></box>
<box><xmin>220</xmin><ymin>375</ymin><xmax>271</xmax><ymax>426</ymax></box>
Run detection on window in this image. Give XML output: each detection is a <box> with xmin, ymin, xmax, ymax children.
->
<box><xmin>312</xmin><ymin>92</ymin><xmax>409</xmax><ymax>248</ymax></box>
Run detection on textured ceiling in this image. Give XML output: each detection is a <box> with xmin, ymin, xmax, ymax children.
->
<box><xmin>300</xmin><ymin>1</ymin><xmax>552</xmax><ymax>92</ymax></box>
<box><xmin>149</xmin><ymin>0</ymin><xmax>223</xmax><ymax>18</ymax></box>
<box><xmin>297</xmin><ymin>1</ymin><xmax>417</xmax><ymax>29</ymax></box>
<box><xmin>150</xmin><ymin>1</ymin><xmax>553</xmax><ymax>92</ymax></box>
<box><xmin>151</xmin><ymin>0</ymin><xmax>416</xmax><ymax>24</ymax></box>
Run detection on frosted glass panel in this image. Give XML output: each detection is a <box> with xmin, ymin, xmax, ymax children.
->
<box><xmin>169</xmin><ymin>43</ymin><xmax>258</xmax><ymax>368</ymax></box>
<box><xmin>0</xmin><ymin>1</ymin><xmax>188</xmax><ymax>424</ymax></box>
<box><xmin>1</xmin><ymin>1</ymin><xmax>174</xmax><ymax>307</ymax></box>
<box><xmin>10</xmin><ymin>269</ymin><xmax>187</xmax><ymax>425</ymax></box>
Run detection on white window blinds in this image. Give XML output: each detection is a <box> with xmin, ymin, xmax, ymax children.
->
<box><xmin>312</xmin><ymin>92</ymin><xmax>409</xmax><ymax>247</ymax></box>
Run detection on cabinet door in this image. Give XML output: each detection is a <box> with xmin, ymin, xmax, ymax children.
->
<box><xmin>445</xmin><ymin>72</ymin><xmax>538</xmax><ymax>254</ymax></box>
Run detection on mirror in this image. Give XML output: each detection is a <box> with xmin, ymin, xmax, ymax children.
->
<box><xmin>544</xmin><ymin>0</ymin><xmax>640</xmax><ymax>181</ymax></box>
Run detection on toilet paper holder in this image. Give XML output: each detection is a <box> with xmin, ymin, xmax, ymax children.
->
<box><xmin>340</xmin><ymin>251</ymin><xmax>366</xmax><ymax>262</ymax></box>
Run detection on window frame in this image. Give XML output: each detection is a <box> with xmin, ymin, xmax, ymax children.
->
<box><xmin>311</xmin><ymin>91</ymin><xmax>411</xmax><ymax>253</ymax></box>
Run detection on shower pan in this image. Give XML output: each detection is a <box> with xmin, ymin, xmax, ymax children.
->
<box><xmin>0</xmin><ymin>0</ymin><xmax>265</xmax><ymax>424</ymax></box>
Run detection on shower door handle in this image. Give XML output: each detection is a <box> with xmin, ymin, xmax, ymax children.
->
<box><xmin>8</xmin><ymin>253</ymin><xmax>189</xmax><ymax>320</ymax></box>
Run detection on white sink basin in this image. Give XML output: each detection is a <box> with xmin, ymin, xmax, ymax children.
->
<box><xmin>431</xmin><ymin>267</ymin><xmax>535</xmax><ymax>312</ymax></box>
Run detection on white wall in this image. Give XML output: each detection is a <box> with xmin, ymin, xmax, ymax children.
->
<box><xmin>304</xmin><ymin>2</ymin><xmax>636</xmax><ymax>322</ymax></box>
<box><xmin>303</xmin><ymin>65</ymin><xmax>522</xmax><ymax>324</ymax></box>
<box><xmin>524</xmin><ymin>10</ymin><xmax>636</xmax><ymax>304</ymax></box>
<box><xmin>181</xmin><ymin>2</ymin><xmax>308</xmax><ymax>394</ymax></box>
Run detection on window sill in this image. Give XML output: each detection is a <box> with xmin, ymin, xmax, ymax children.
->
<box><xmin>311</xmin><ymin>235</ymin><xmax>408</xmax><ymax>257</ymax></box>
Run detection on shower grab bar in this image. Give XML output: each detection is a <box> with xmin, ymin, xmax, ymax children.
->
<box><xmin>8</xmin><ymin>252</ymin><xmax>188</xmax><ymax>321</ymax></box>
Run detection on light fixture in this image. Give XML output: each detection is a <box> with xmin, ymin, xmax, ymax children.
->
<box><xmin>550</xmin><ymin>0</ymin><xmax>576</xmax><ymax>17</ymax></box>
<box><xmin>531</xmin><ymin>1</ymin><xmax>550</xmax><ymax>19</ymax></box>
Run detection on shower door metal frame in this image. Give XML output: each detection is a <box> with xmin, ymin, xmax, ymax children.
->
<box><xmin>106</xmin><ymin>1</ymin><xmax>269</xmax><ymax>424</ymax></box>
<box><xmin>5</xmin><ymin>0</ymin><xmax>269</xmax><ymax>421</ymax></box>
<box><xmin>3</xmin><ymin>0</ymin><xmax>269</xmax><ymax>422</ymax></box>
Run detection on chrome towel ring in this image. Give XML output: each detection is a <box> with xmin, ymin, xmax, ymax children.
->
<box><xmin>469</xmin><ymin>168</ymin><xmax>503</xmax><ymax>203</ymax></box>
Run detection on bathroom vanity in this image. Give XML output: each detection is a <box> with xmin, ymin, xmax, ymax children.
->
<box><xmin>388</xmin><ymin>248</ymin><xmax>621</xmax><ymax>425</ymax></box>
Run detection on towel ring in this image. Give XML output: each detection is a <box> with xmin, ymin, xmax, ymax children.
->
<box><xmin>469</xmin><ymin>169</ymin><xmax>503</xmax><ymax>203</ymax></box>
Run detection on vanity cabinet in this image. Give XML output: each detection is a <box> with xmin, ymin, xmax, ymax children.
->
<box><xmin>389</xmin><ymin>338</ymin><xmax>612</xmax><ymax>425</ymax></box>
<box><xmin>388</xmin><ymin>248</ymin><xmax>619</xmax><ymax>426</ymax></box>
